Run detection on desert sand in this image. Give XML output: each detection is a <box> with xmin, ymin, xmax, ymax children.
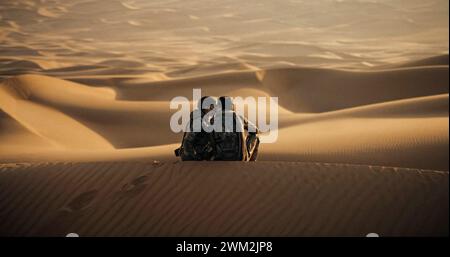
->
<box><xmin>0</xmin><ymin>162</ymin><xmax>448</xmax><ymax>236</ymax></box>
<box><xmin>0</xmin><ymin>0</ymin><xmax>449</xmax><ymax>236</ymax></box>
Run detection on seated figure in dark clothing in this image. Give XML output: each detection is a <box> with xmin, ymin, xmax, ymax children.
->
<box><xmin>175</xmin><ymin>96</ymin><xmax>260</xmax><ymax>161</ymax></box>
<box><xmin>214</xmin><ymin>96</ymin><xmax>260</xmax><ymax>161</ymax></box>
<box><xmin>175</xmin><ymin>96</ymin><xmax>217</xmax><ymax>161</ymax></box>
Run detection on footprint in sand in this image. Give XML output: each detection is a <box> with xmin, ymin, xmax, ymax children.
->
<box><xmin>117</xmin><ymin>175</ymin><xmax>149</xmax><ymax>199</ymax></box>
<box><xmin>64</xmin><ymin>190</ymin><xmax>98</xmax><ymax>212</ymax></box>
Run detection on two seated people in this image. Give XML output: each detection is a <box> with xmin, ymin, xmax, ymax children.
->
<box><xmin>175</xmin><ymin>96</ymin><xmax>260</xmax><ymax>161</ymax></box>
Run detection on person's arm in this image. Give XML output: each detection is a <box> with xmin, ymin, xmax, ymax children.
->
<box><xmin>180</xmin><ymin>114</ymin><xmax>197</xmax><ymax>160</ymax></box>
<box><xmin>181</xmin><ymin>132</ymin><xmax>199</xmax><ymax>160</ymax></box>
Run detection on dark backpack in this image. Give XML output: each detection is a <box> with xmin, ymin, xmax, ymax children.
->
<box><xmin>213</xmin><ymin>132</ymin><xmax>245</xmax><ymax>161</ymax></box>
<box><xmin>212</xmin><ymin>112</ymin><xmax>247</xmax><ymax>161</ymax></box>
<box><xmin>175</xmin><ymin>130</ymin><xmax>216</xmax><ymax>161</ymax></box>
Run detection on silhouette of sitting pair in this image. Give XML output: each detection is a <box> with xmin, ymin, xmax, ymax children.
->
<box><xmin>175</xmin><ymin>96</ymin><xmax>260</xmax><ymax>161</ymax></box>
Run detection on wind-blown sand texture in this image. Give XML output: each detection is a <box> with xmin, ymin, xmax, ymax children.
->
<box><xmin>0</xmin><ymin>162</ymin><xmax>448</xmax><ymax>236</ymax></box>
<box><xmin>0</xmin><ymin>0</ymin><xmax>448</xmax><ymax>236</ymax></box>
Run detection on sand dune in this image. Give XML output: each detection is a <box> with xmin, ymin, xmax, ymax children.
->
<box><xmin>263</xmin><ymin>116</ymin><xmax>448</xmax><ymax>171</ymax></box>
<box><xmin>1</xmin><ymin>0</ymin><xmax>448</xmax><ymax>79</ymax></box>
<box><xmin>397</xmin><ymin>54</ymin><xmax>449</xmax><ymax>68</ymax></box>
<box><xmin>0</xmin><ymin>0</ymin><xmax>448</xmax><ymax>237</ymax></box>
<box><xmin>0</xmin><ymin>161</ymin><xmax>447</xmax><ymax>236</ymax></box>
<box><xmin>1</xmin><ymin>62</ymin><xmax>448</xmax><ymax>171</ymax></box>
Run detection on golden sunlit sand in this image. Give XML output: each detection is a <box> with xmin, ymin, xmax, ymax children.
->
<box><xmin>0</xmin><ymin>0</ymin><xmax>448</xmax><ymax>236</ymax></box>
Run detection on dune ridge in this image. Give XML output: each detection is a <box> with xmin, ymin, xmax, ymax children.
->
<box><xmin>1</xmin><ymin>58</ymin><xmax>448</xmax><ymax>171</ymax></box>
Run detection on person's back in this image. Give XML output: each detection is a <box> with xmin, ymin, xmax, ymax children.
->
<box><xmin>212</xmin><ymin>96</ymin><xmax>259</xmax><ymax>161</ymax></box>
<box><xmin>180</xmin><ymin>129</ymin><xmax>216</xmax><ymax>161</ymax></box>
<box><xmin>175</xmin><ymin>96</ymin><xmax>217</xmax><ymax>161</ymax></box>
<box><xmin>213</xmin><ymin>109</ymin><xmax>247</xmax><ymax>161</ymax></box>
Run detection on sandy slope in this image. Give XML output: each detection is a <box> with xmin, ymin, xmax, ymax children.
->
<box><xmin>0</xmin><ymin>0</ymin><xmax>448</xmax><ymax>237</ymax></box>
<box><xmin>1</xmin><ymin>62</ymin><xmax>448</xmax><ymax>170</ymax></box>
<box><xmin>0</xmin><ymin>161</ymin><xmax>447</xmax><ymax>236</ymax></box>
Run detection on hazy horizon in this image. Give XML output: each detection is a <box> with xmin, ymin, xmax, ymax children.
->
<box><xmin>1</xmin><ymin>0</ymin><xmax>448</xmax><ymax>79</ymax></box>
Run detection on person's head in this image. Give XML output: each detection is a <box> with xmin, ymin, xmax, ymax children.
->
<box><xmin>219</xmin><ymin>96</ymin><xmax>234</xmax><ymax>111</ymax></box>
<box><xmin>198</xmin><ymin>96</ymin><xmax>216</xmax><ymax>115</ymax></box>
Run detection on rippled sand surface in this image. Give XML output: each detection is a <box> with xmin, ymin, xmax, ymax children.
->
<box><xmin>0</xmin><ymin>0</ymin><xmax>448</xmax><ymax>236</ymax></box>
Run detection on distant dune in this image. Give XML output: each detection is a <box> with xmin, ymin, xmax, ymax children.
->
<box><xmin>1</xmin><ymin>0</ymin><xmax>449</xmax><ymax>79</ymax></box>
<box><xmin>397</xmin><ymin>54</ymin><xmax>449</xmax><ymax>68</ymax></box>
<box><xmin>1</xmin><ymin>61</ymin><xmax>448</xmax><ymax>170</ymax></box>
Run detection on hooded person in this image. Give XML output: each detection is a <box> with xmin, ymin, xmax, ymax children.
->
<box><xmin>175</xmin><ymin>96</ymin><xmax>217</xmax><ymax>161</ymax></box>
<box><xmin>189</xmin><ymin>96</ymin><xmax>217</xmax><ymax>131</ymax></box>
<box><xmin>212</xmin><ymin>96</ymin><xmax>260</xmax><ymax>161</ymax></box>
